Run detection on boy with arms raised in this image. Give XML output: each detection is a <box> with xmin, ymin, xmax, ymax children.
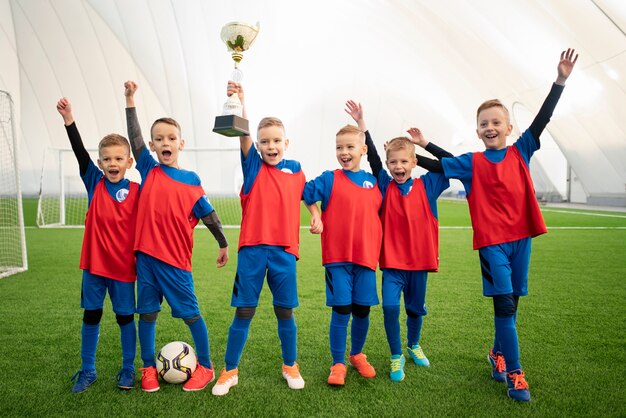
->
<box><xmin>124</xmin><ymin>81</ymin><xmax>229</xmax><ymax>392</ymax></box>
<box><xmin>212</xmin><ymin>82</ymin><xmax>322</xmax><ymax>396</ymax></box>
<box><xmin>417</xmin><ymin>48</ymin><xmax>577</xmax><ymax>401</ymax></box>
<box><xmin>57</xmin><ymin>98</ymin><xmax>139</xmax><ymax>392</ymax></box>
<box><xmin>303</xmin><ymin>122</ymin><xmax>382</xmax><ymax>386</ymax></box>
<box><xmin>346</xmin><ymin>100</ymin><xmax>451</xmax><ymax>382</ymax></box>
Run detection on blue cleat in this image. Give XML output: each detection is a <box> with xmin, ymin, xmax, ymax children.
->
<box><xmin>117</xmin><ymin>368</ymin><xmax>135</xmax><ymax>390</ymax></box>
<box><xmin>488</xmin><ymin>350</ymin><xmax>506</xmax><ymax>382</ymax></box>
<box><xmin>506</xmin><ymin>369</ymin><xmax>531</xmax><ymax>402</ymax></box>
<box><xmin>407</xmin><ymin>344</ymin><xmax>430</xmax><ymax>367</ymax></box>
<box><xmin>389</xmin><ymin>354</ymin><xmax>405</xmax><ymax>382</ymax></box>
<box><xmin>71</xmin><ymin>369</ymin><xmax>97</xmax><ymax>393</ymax></box>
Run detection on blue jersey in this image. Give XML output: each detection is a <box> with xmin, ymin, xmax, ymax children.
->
<box><xmin>135</xmin><ymin>147</ymin><xmax>214</xmax><ymax>218</ymax></box>
<box><xmin>81</xmin><ymin>160</ymin><xmax>131</xmax><ymax>206</ymax></box>
<box><xmin>376</xmin><ymin>170</ymin><xmax>449</xmax><ymax>219</ymax></box>
<box><xmin>241</xmin><ymin>145</ymin><xmax>302</xmax><ymax>195</ymax></box>
<box><xmin>303</xmin><ymin>169</ymin><xmax>377</xmax><ymax>211</ymax></box>
<box><xmin>442</xmin><ymin>129</ymin><xmax>538</xmax><ymax>195</ymax></box>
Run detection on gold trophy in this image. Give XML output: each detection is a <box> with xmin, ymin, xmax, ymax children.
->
<box><xmin>213</xmin><ymin>21</ymin><xmax>260</xmax><ymax>137</ymax></box>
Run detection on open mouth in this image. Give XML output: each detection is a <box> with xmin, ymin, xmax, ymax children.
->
<box><xmin>393</xmin><ymin>172</ymin><xmax>406</xmax><ymax>181</ymax></box>
<box><xmin>162</xmin><ymin>150</ymin><xmax>172</xmax><ymax>158</ymax></box>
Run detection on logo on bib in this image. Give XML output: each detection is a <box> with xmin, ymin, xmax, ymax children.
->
<box><xmin>116</xmin><ymin>188</ymin><xmax>129</xmax><ymax>202</ymax></box>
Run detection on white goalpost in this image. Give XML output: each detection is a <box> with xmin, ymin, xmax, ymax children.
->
<box><xmin>0</xmin><ymin>90</ymin><xmax>28</xmax><ymax>278</ymax></box>
<box><xmin>37</xmin><ymin>146</ymin><xmax>243</xmax><ymax>228</ymax></box>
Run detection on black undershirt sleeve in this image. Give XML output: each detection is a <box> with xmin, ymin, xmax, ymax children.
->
<box><xmin>416</xmin><ymin>155</ymin><xmax>444</xmax><ymax>173</ymax></box>
<box><xmin>65</xmin><ymin>122</ymin><xmax>91</xmax><ymax>176</ymax></box>
<box><xmin>125</xmin><ymin>107</ymin><xmax>146</xmax><ymax>159</ymax></box>
<box><xmin>415</xmin><ymin>141</ymin><xmax>450</xmax><ymax>173</ymax></box>
<box><xmin>364</xmin><ymin>130</ymin><xmax>384</xmax><ymax>178</ymax></box>
<box><xmin>425</xmin><ymin>142</ymin><xmax>454</xmax><ymax>159</ymax></box>
<box><xmin>201</xmin><ymin>210</ymin><xmax>228</xmax><ymax>248</ymax></box>
<box><xmin>528</xmin><ymin>83</ymin><xmax>565</xmax><ymax>147</ymax></box>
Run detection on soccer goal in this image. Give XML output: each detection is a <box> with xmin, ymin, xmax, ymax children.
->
<box><xmin>0</xmin><ymin>90</ymin><xmax>28</xmax><ymax>278</ymax></box>
<box><xmin>36</xmin><ymin>146</ymin><xmax>243</xmax><ymax>228</ymax></box>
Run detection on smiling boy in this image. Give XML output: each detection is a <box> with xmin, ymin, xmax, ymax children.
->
<box><xmin>345</xmin><ymin>100</ymin><xmax>451</xmax><ymax>382</ymax></box>
<box><xmin>414</xmin><ymin>48</ymin><xmax>578</xmax><ymax>402</ymax></box>
<box><xmin>124</xmin><ymin>81</ymin><xmax>229</xmax><ymax>393</ymax></box>
<box><xmin>57</xmin><ymin>97</ymin><xmax>139</xmax><ymax>393</ymax></box>
<box><xmin>303</xmin><ymin>121</ymin><xmax>383</xmax><ymax>386</ymax></box>
<box><xmin>211</xmin><ymin>82</ymin><xmax>321</xmax><ymax>396</ymax></box>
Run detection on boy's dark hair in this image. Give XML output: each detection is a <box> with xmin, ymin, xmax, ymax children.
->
<box><xmin>476</xmin><ymin>99</ymin><xmax>510</xmax><ymax>123</ymax></box>
<box><xmin>99</xmin><ymin>134</ymin><xmax>131</xmax><ymax>155</ymax></box>
<box><xmin>385</xmin><ymin>136</ymin><xmax>416</xmax><ymax>159</ymax></box>
<box><xmin>150</xmin><ymin>117</ymin><xmax>181</xmax><ymax>138</ymax></box>
<box><xmin>257</xmin><ymin>117</ymin><xmax>285</xmax><ymax>134</ymax></box>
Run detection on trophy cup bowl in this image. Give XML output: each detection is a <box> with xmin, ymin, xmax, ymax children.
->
<box><xmin>213</xmin><ymin>21</ymin><xmax>260</xmax><ymax>137</ymax></box>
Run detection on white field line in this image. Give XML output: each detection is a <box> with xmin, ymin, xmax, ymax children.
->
<box><xmin>541</xmin><ymin>209</ymin><xmax>626</xmax><ymax>219</ymax></box>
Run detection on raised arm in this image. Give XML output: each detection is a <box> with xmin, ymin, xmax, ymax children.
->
<box><xmin>200</xmin><ymin>210</ymin><xmax>229</xmax><ymax>268</ymax></box>
<box><xmin>529</xmin><ymin>48</ymin><xmax>578</xmax><ymax>142</ymax></box>
<box><xmin>345</xmin><ymin>100</ymin><xmax>384</xmax><ymax>177</ymax></box>
<box><xmin>124</xmin><ymin>81</ymin><xmax>147</xmax><ymax>159</ymax></box>
<box><xmin>56</xmin><ymin>98</ymin><xmax>91</xmax><ymax>175</ymax></box>
<box><xmin>227</xmin><ymin>81</ymin><xmax>253</xmax><ymax>158</ymax></box>
<box><xmin>406</xmin><ymin>127</ymin><xmax>446</xmax><ymax>172</ymax></box>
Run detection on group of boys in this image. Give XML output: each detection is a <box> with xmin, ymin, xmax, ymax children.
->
<box><xmin>62</xmin><ymin>48</ymin><xmax>576</xmax><ymax>403</ymax></box>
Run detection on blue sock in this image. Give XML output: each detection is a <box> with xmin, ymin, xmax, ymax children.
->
<box><xmin>225</xmin><ymin>316</ymin><xmax>252</xmax><ymax>370</ymax></box>
<box><xmin>188</xmin><ymin>316</ymin><xmax>211</xmax><ymax>368</ymax></box>
<box><xmin>493</xmin><ymin>327</ymin><xmax>501</xmax><ymax>354</ymax></box>
<box><xmin>81</xmin><ymin>323</ymin><xmax>100</xmax><ymax>371</ymax></box>
<box><xmin>494</xmin><ymin>315</ymin><xmax>521</xmax><ymax>371</ymax></box>
<box><xmin>407</xmin><ymin>315</ymin><xmax>423</xmax><ymax>347</ymax></box>
<box><xmin>277</xmin><ymin>317</ymin><xmax>297</xmax><ymax>366</ymax></box>
<box><xmin>349</xmin><ymin>314</ymin><xmax>370</xmax><ymax>356</ymax></box>
<box><xmin>330</xmin><ymin>311</ymin><xmax>350</xmax><ymax>364</ymax></box>
<box><xmin>119</xmin><ymin>321</ymin><xmax>136</xmax><ymax>371</ymax></box>
<box><xmin>138</xmin><ymin>319</ymin><xmax>156</xmax><ymax>368</ymax></box>
<box><xmin>383</xmin><ymin>306</ymin><xmax>402</xmax><ymax>356</ymax></box>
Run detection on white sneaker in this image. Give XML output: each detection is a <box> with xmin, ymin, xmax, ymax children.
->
<box><xmin>212</xmin><ymin>368</ymin><xmax>239</xmax><ymax>396</ymax></box>
<box><xmin>282</xmin><ymin>362</ymin><xmax>305</xmax><ymax>389</ymax></box>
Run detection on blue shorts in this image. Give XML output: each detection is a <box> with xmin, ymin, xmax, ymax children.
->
<box><xmin>324</xmin><ymin>263</ymin><xmax>379</xmax><ymax>307</ymax></box>
<box><xmin>381</xmin><ymin>269</ymin><xmax>428</xmax><ymax>316</ymax></box>
<box><xmin>81</xmin><ymin>270</ymin><xmax>136</xmax><ymax>315</ymax></box>
<box><xmin>232</xmin><ymin>245</ymin><xmax>298</xmax><ymax>308</ymax></box>
<box><xmin>136</xmin><ymin>252</ymin><xmax>200</xmax><ymax>319</ymax></box>
<box><xmin>478</xmin><ymin>238</ymin><xmax>531</xmax><ymax>297</ymax></box>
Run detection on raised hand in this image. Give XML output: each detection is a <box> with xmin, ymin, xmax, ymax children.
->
<box><xmin>556</xmin><ymin>48</ymin><xmax>578</xmax><ymax>85</ymax></box>
<box><xmin>56</xmin><ymin>97</ymin><xmax>74</xmax><ymax>125</ymax></box>
<box><xmin>344</xmin><ymin>100</ymin><xmax>363</xmax><ymax>123</ymax></box>
<box><xmin>227</xmin><ymin>81</ymin><xmax>244</xmax><ymax>102</ymax></box>
<box><xmin>124</xmin><ymin>80</ymin><xmax>138</xmax><ymax>97</ymax></box>
<box><xmin>407</xmin><ymin>127</ymin><xmax>429</xmax><ymax>148</ymax></box>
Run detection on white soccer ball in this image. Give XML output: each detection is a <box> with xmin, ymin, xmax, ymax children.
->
<box><xmin>156</xmin><ymin>341</ymin><xmax>198</xmax><ymax>384</ymax></box>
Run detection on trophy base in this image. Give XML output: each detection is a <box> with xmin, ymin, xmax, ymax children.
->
<box><xmin>213</xmin><ymin>115</ymin><xmax>250</xmax><ymax>137</ymax></box>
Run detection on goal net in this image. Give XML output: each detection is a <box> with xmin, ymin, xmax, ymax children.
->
<box><xmin>37</xmin><ymin>146</ymin><xmax>243</xmax><ymax>228</ymax></box>
<box><xmin>0</xmin><ymin>90</ymin><xmax>28</xmax><ymax>278</ymax></box>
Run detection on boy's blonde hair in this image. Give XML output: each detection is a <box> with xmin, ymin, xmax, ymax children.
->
<box><xmin>385</xmin><ymin>136</ymin><xmax>416</xmax><ymax>159</ymax></box>
<box><xmin>476</xmin><ymin>99</ymin><xmax>510</xmax><ymax>123</ymax></box>
<box><xmin>150</xmin><ymin>117</ymin><xmax>181</xmax><ymax>138</ymax></box>
<box><xmin>99</xmin><ymin>134</ymin><xmax>131</xmax><ymax>155</ymax></box>
<box><xmin>336</xmin><ymin>124</ymin><xmax>365</xmax><ymax>141</ymax></box>
<box><xmin>257</xmin><ymin>117</ymin><xmax>285</xmax><ymax>134</ymax></box>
